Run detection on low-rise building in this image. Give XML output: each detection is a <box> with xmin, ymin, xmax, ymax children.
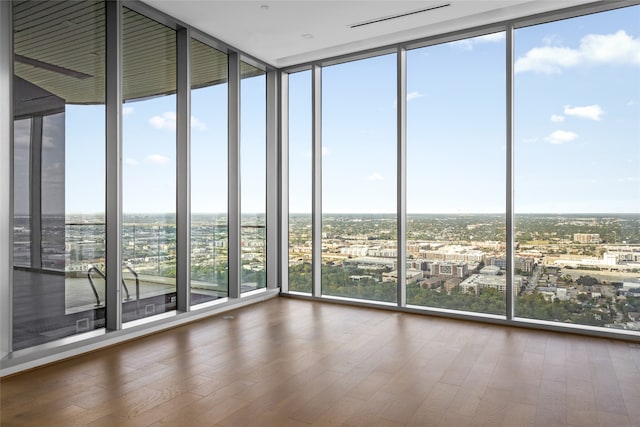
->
<box><xmin>459</xmin><ymin>274</ymin><xmax>522</xmax><ymax>296</ymax></box>
<box><xmin>382</xmin><ymin>269</ymin><xmax>423</xmax><ymax>283</ymax></box>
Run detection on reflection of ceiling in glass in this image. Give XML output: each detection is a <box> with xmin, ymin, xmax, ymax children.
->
<box><xmin>191</xmin><ymin>38</ymin><xmax>228</xmax><ymax>89</ymax></box>
<box><xmin>13</xmin><ymin>0</ymin><xmax>106</xmax><ymax>105</ymax></box>
<box><xmin>122</xmin><ymin>7</ymin><xmax>177</xmax><ymax>101</ymax></box>
<box><xmin>13</xmin><ymin>1</ymin><xmax>264</xmax><ymax>105</ymax></box>
<box><xmin>240</xmin><ymin>61</ymin><xmax>265</xmax><ymax>80</ymax></box>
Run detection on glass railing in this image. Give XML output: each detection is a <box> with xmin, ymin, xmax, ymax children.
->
<box><xmin>241</xmin><ymin>223</ymin><xmax>266</xmax><ymax>293</ymax></box>
<box><xmin>61</xmin><ymin>217</ymin><xmax>264</xmax><ymax>313</ymax></box>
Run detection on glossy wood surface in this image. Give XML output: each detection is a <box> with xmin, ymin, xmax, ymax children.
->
<box><xmin>2</xmin><ymin>298</ymin><xmax>639</xmax><ymax>426</ymax></box>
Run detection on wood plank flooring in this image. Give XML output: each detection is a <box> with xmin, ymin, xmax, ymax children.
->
<box><xmin>1</xmin><ymin>298</ymin><xmax>639</xmax><ymax>426</ymax></box>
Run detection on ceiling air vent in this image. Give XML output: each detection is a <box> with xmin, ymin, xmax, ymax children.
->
<box><xmin>350</xmin><ymin>3</ymin><xmax>451</xmax><ymax>29</ymax></box>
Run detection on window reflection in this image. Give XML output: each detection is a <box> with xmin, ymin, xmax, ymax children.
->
<box><xmin>12</xmin><ymin>0</ymin><xmax>106</xmax><ymax>349</ymax></box>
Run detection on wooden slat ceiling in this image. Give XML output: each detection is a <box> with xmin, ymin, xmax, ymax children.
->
<box><xmin>13</xmin><ymin>0</ymin><xmax>106</xmax><ymax>104</ymax></box>
<box><xmin>13</xmin><ymin>1</ymin><xmax>262</xmax><ymax>105</ymax></box>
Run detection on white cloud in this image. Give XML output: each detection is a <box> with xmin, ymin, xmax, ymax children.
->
<box><xmin>42</xmin><ymin>135</ymin><xmax>57</xmax><ymax>149</ymax></box>
<box><xmin>617</xmin><ymin>177</ymin><xmax>638</xmax><ymax>182</ymax></box>
<box><xmin>150</xmin><ymin>112</ymin><xmax>208</xmax><ymax>131</ymax></box>
<box><xmin>125</xmin><ymin>157</ymin><xmax>139</xmax><ymax>166</ymax></box>
<box><xmin>477</xmin><ymin>32</ymin><xmax>505</xmax><ymax>43</ymax></box>
<box><xmin>543</xmin><ymin>34</ymin><xmax>562</xmax><ymax>46</ymax></box>
<box><xmin>123</xmin><ymin>106</ymin><xmax>134</xmax><ymax>116</ymax></box>
<box><xmin>550</xmin><ymin>114</ymin><xmax>565</xmax><ymax>123</ymax></box>
<box><xmin>144</xmin><ymin>154</ymin><xmax>170</xmax><ymax>165</ymax></box>
<box><xmin>545</xmin><ymin>130</ymin><xmax>578</xmax><ymax>145</ymax></box>
<box><xmin>407</xmin><ymin>91</ymin><xmax>424</xmax><ymax>102</ymax></box>
<box><xmin>515</xmin><ymin>30</ymin><xmax>640</xmax><ymax>74</ymax></box>
<box><xmin>453</xmin><ymin>32</ymin><xmax>505</xmax><ymax>50</ymax></box>
<box><xmin>149</xmin><ymin>112</ymin><xmax>176</xmax><ymax>130</ymax></box>
<box><xmin>564</xmin><ymin>104</ymin><xmax>604</xmax><ymax>121</ymax></box>
<box><xmin>627</xmin><ymin>99</ymin><xmax>637</xmax><ymax>106</ymax></box>
<box><xmin>368</xmin><ymin>172</ymin><xmax>384</xmax><ymax>182</ymax></box>
<box><xmin>191</xmin><ymin>116</ymin><xmax>207</xmax><ymax>131</ymax></box>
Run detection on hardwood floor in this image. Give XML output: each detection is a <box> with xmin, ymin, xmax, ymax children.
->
<box><xmin>2</xmin><ymin>297</ymin><xmax>639</xmax><ymax>426</ymax></box>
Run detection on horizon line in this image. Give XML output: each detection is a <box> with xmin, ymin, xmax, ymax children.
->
<box><xmin>20</xmin><ymin>211</ymin><xmax>639</xmax><ymax>217</ymax></box>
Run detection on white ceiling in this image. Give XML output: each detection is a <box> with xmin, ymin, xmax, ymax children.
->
<box><xmin>143</xmin><ymin>0</ymin><xmax>600</xmax><ymax>68</ymax></box>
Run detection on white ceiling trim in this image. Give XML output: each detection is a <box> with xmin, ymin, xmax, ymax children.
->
<box><xmin>143</xmin><ymin>0</ymin><xmax>602</xmax><ymax>68</ymax></box>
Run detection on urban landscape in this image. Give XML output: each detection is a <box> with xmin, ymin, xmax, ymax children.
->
<box><xmin>12</xmin><ymin>212</ymin><xmax>640</xmax><ymax>331</ymax></box>
<box><xmin>289</xmin><ymin>213</ymin><xmax>640</xmax><ymax>331</ymax></box>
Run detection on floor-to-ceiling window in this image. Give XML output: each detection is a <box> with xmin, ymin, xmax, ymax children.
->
<box><xmin>6</xmin><ymin>0</ymin><xmax>280</xmax><ymax>359</ymax></box>
<box><xmin>406</xmin><ymin>32</ymin><xmax>506</xmax><ymax>315</ymax></box>
<box><xmin>240</xmin><ymin>62</ymin><xmax>266</xmax><ymax>294</ymax></box>
<box><xmin>122</xmin><ymin>7</ymin><xmax>177</xmax><ymax>322</ymax></box>
<box><xmin>282</xmin><ymin>0</ymin><xmax>639</xmax><ymax>339</ymax></box>
<box><xmin>288</xmin><ymin>70</ymin><xmax>312</xmax><ymax>294</ymax></box>
<box><xmin>12</xmin><ymin>0</ymin><xmax>106</xmax><ymax>349</ymax></box>
<box><xmin>322</xmin><ymin>54</ymin><xmax>397</xmax><ymax>303</ymax></box>
<box><xmin>514</xmin><ymin>5</ymin><xmax>640</xmax><ymax>329</ymax></box>
<box><xmin>6</xmin><ymin>0</ymin><xmax>639</xmax><ymax>363</ymax></box>
<box><xmin>190</xmin><ymin>38</ymin><xmax>228</xmax><ymax>305</ymax></box>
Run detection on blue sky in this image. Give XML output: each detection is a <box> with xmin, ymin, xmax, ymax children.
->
<box><xmin>513</xmin><ymin>8</ymin><xmax>639</xmax><ymax>213</ymax></box>
<box><xmin>289</xmin><ymin>5</ymin><xmax>639</xmax><ymax>214</ymax></box>
<box><xmin>38</xmin><ymin>5</ymin><xmax>639</xmax><ymax>215</ymax></box>
<box><xmin>61</xmin><ymin>73</ymin><xmax>265</xmax><ymax>215</ymax></box>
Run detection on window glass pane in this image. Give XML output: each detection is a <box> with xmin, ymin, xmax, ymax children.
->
<box><xmin>407</xmin><ymin>33</ymin><xmax>506</xmax><ymax>315</ymax></box>
<box><xmin>13</xmin><ymin>118</ymin><xmax>31</xmax><ymax>267</ymax></box>
<box><xmin>514</xmin><ymin>6</ymin><xmax>640</xmax><ymax>332</ymax></box>
<box><xmin>122</xmin><ymin>7</ymin><xmax>176</xmax><ymax>322</ymax></box>
<box><xmin>288</xmin><ymin>70</ymin><xmax>312</xmax><ymax>293</ymax></box>
<box><xmin>322</xmin><ymin>54</ymin><xmax>397</xmax><ymax>303</ymax></box>
<box><xmin>41</xmin><ymin>113</ymin><xmax>65</xmax><ymax>270</ymax></box>
<box><xmin>12</xmin><ymin>0</ymin><xmax>105</xmax><ymax>349</ymax></box>
<box><xmin>190</xmin><ymin>38</ymin><xmax>228</xmax><ymax>306</ymax></box>
<box><xmin>240</xmin><ymin>62</ymin><xmax>266</xmax><ymax>293</ymax></box>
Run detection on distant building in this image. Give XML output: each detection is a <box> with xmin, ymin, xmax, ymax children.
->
<box><xmin>368</xmin><ymin>247</ymin><xmax>397</xmax><ymax>258</ymax></box>
<box><xmin>479</xmin><ymin>265</ymin><xmax>500</xmax><ymax>275</ymax></box>
<box><xmin>487</xmin><ymin>256</ymin><xmax>534</xmax><ymax>273</ymax></box>
<box><xmin>459</xmin><ymin>274</ymin><xmax>521</xmax><ymax>296</ymax></box>
<box><xmin>340</xmin><ymin>245</ymin><xmax>370</xmax><ymax>257</ymax></box>
<box><xmin>382</xmin><ymin>269</ymin><xmax>423</xmax><ymax>283</ymax></box>
<box><xmin>556</xmin><ymin>287</ymin><xmax>569</xmax><ymax>301</ymax></box>
<box><xmin>537</xmin><ymin>287</ymin><xmax>557</xmax><ymax>301</ymax></box>
<box><xmin>418</xmin><ymin>245</ymin><xmax>485</xmax><ymax>263</ymax></box>
<box><xmin>573</xmin><ymin>233</ymin><xmax>600</xmax><ymax>243</ymax></box>
<box><xmin>344</xmin><ymin>257</ymin><xmax>395</xmax><ymax>270</ymax></box>
<box><xmin>553</xmin><ymin>252</ymin><xmax>623</xmax><ymax>269</ymax></box>
<box><xmin>422</xmin><ymin>261</ymin><xmax>468</xmax><ymax>278</ymax></box>
<box><xmin>606</xmin><ymin>245</ymin><xmax>640</xmax><ymax>262</ymax></box>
